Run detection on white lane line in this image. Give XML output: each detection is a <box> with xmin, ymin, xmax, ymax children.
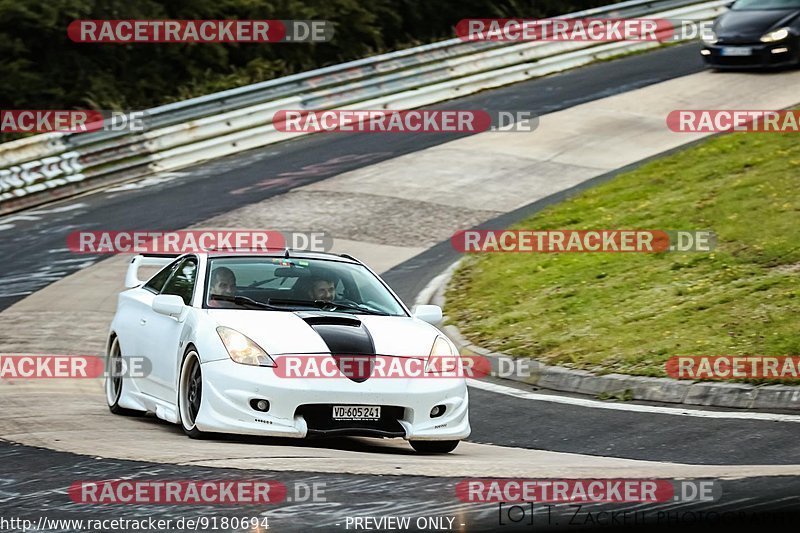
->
<box><xmin>0</xmin><ymin>202</ymin><xmax>88</xmax><ymax>231</ymax></box>
<box><xmin>25</xmin><ymin>203</ymin><xmax>87</xmax><ymax>215</ymax></box>
<box><xmin>0</xmin><ymin>215</ymin><xmax>39</xmax><ymax>223</ymax></box>
<box><xmin>468</xmin><ymin>379</ymin><xmax>800</xmax><ymax>423</ymax></box>
<box><xmin>105</xmin><ymin>173</ymin><xmax>184</xmax><ymax>192</ymax></box>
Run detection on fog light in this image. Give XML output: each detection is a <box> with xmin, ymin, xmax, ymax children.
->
<box><xmin>250</xmin><ymin>399</ymin><xmax>270</xmax><ymax>412</ymax></box>
<box><xmin>700</xmin><ymin>49</ymin><xmax>711</xmax><ymax>56</ymax></box>
<box><xmin>430</xmin><ymin>405</ymin><xmax>446</xmax><ymax>418</ymax></box>
<box><xmin>772</xmin><ymin>47</ymin><xmax>789</xmax><ymax>54</ymax></box>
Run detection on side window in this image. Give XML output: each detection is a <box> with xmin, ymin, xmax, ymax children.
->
<box><xmin>143</xmin><ymin>260</ymin><xmax>180</xmax><ymax>294</ymax></box>
<box><xmin>161</xmin><ymin>258</ymin><xmax>198</xmax><ymax>305</ymax></box>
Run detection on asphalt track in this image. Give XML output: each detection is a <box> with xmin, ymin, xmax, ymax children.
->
<box><xmin>0</xmin><ymin>43</ymin><xmax>706</xmax><ymax>311</ymax></box>
<box><xmin>2</xmin><ymin>441</ymin><xmax>799</xmax><ymax>533</ymax></box>
<box><xmin>1</xmin><ymin>43</ymin><xmax>799</xmax><ymax>532</ymax></box>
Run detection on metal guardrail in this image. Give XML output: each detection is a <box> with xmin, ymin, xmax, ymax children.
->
<box><xmin>0</xmin><ymin>0</ymin><xmax>725</xmax><ymax>215</ymax></box>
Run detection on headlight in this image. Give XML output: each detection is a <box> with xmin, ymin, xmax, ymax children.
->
<box><xmin>761</xmin><ymin>27</ymin><xmax>790</xmax><ymax>43</ymax></box>
<box><xmin>702</xmin><ymin>29</ymin><xmax>718</xmax><ymax>45</ymax></box>
<box><xmin>216</xmin><ymin>326</ymin><xmax>276</xmax><ymax>367</ymax></box>
<box><xmin>430</xmin><ymin>335</ymin><xmax>456</xmax><ymax>356</ymax></box>
<box><xmin>425</xmin><ymin>336</ymin><xmax>459</xmax><ymax>374</ymax></box>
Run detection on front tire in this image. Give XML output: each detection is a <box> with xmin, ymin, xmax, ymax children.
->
<box><xmin>178</xmin><ymin>350</ymin><xmax>206</xmax><ymax>439</ymax></box>
<box><xmin>409</xmin><ymin>440</ymin><xmax>460</xmax><ymax>454</ymax></box>
<box><xmin>106</xmin><ymin>336</ymin><xmax>145</xmax><ymax>417</ymax></box>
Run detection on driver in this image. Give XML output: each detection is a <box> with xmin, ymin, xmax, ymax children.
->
<box><xmin>307</xmin><ymin>274</ymin><xmax>337</xmax><ymax>302</ymax></box>
<box><xmin>208</xmin><ymin>267</ymin><xmax>237</xmax><ymax>308</ymax></box>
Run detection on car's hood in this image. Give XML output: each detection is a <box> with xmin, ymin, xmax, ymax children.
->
<box><xmin>208</xmin><ymin>309</ymin><xmax>441</xmax><ymax>356</ymax></box>
<box><xmin>715</xmin><ymin>8</ymin><xmax>799</xmax><ymax>39</ymax></box>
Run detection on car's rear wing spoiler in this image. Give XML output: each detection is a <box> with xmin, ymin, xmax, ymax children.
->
<box><xmin>125</xmin><ymin>254</ymin><xmax>180</xmax><ymax>289</ymax></box>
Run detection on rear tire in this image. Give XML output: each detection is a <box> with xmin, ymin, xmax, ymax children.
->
<box><xmin>409</xmin><ymin>440</ymin><xmax>460</xmax><ymax>454</ymax></box>
<box><xmin>106</xmin><ymin>336</ymin><xmax>145</xmax><ymax>417</ymax></box>
<box><xmin>178</xmin><ymin>350</ymin><xmax>206</xmax><ymax>439</ymax></box>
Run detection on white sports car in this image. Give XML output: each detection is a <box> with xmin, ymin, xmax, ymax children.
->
<box><xmin>105</xmin><ymin>251</ymin><xmax>470</xmax><ymax>453</ymax></box>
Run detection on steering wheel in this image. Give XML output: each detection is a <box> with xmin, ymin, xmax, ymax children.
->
<box><xmin>334</xmin><ymin>296</ymin><xmax>360</xmax><ymax>306</ymax></box>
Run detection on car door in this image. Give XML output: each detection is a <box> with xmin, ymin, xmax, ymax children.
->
<box><xmin>139</xmin><ymin>257</ymin><xmax>198</xmax><ymax>402</ymax></box>
<box><xmin>121</xmin><ymin>258</ymin><xmax>180</xmax><ymax>392</ymax></box>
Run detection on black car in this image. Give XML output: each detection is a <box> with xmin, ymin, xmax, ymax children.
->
<box><xmin>702</xmin><ymin>0</ymin><xmax>800</xmax><ymax>68</ymax></box>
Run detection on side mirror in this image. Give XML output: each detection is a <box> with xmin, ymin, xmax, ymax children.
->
<box><xmin>413</xmin><ymin>305</ymin><xmax>443</xmax><ymax>325</ymax></box>
<box><xmin>152</xmin><ymin>294</ymin><xmax>185</xmax><ymax>318</ymax></box>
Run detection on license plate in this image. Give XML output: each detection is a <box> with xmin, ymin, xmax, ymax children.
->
<box><xmin>721</xmin><ymin>47</ymin><xmax>752</xmax><ymax>56</ymax></box>
<box><xmin>332</xmin><ymin>405</ymin><xmax>381</xmax><ymax>420</ymax></box>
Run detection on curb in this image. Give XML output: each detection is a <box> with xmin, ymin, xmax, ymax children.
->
<box><xmin>416</xmin><ymin>259</ymin><xmax>800</xmax><ymax>411</ymax></box>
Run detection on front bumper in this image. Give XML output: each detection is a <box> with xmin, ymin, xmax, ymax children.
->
<box><xmin>702</xmin><ymin>40</ymin><xmax>800</xmax><ymax>68</ymax></box>
<box><xmin>195</xmin><ymin>358</ymin><xmax>471</xmax><ymax>441</ymax></box>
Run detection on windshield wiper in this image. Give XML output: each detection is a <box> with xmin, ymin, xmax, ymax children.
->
<box><xmin>209</xmin><ymin>294</ymin><xmax>284</xmax><ymax>310</ymax></box>
<box><xmin>267</xmin><ymin>298</ymin><xmax>388</xmax><ymax>315</ymax></box>
<box><xmin>324</xmin><ymin>301</ymin><xmax>390</xmax><ymax>316</ymax></box>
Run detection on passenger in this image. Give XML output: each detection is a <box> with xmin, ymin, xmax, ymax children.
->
<box><xmin>208</xmin><ymin>267</ymin><xmax>237</xmax><ymax>308</ymax></box>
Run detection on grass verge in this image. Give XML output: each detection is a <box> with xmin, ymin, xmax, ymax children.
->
<box><xmin>445</xmin><ymin>130</ymin><xmax>800</xmax><ymax>379</ymax></box>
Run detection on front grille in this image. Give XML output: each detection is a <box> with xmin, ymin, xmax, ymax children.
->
<box><xmin>717</xmin><ymin>37</ymin><xmax>760</xmax><ymax>45</ymax></box>
<box><xmin>296</xmin><ymin>404</ymin><xmax>406</xmax><ymax>437</ymax></box>
<box><xmin>712</xmin><ymin>55</ymin><xmax>765</xmax><ymax>66</ymax></box>
<box><xmin>709</xmin><ymin>52</ymin><xmax>791</xmax><ymax>67</ymax></box>
<box><xmin>706</xmin><ymin>41</ymin><xmax>798</xmax><ymax>68</ymax></box>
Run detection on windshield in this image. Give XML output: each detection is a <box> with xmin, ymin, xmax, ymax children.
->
<box><xmin>204</xmin><ymin>256</ymin><xmax>407</xmax><ymax>316</ymax></box>
<box><xmin>733</xmin><ymin>0</ymin><xmax>800</xmax><ymax>9</ymax></box>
